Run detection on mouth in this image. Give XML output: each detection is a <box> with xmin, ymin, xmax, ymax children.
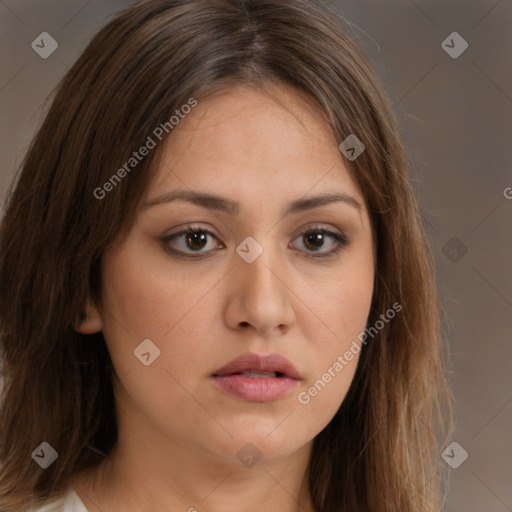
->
<box><xmin>211</xmin><ymin>353</ymin><xmax>302</xmax><ymax>402</ymax></box>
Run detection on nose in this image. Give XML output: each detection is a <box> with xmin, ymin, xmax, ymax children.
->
<box><xmin>223</xmin><ymin>242</ymin><xmax>296</xmax><ymax>338</ymax></box>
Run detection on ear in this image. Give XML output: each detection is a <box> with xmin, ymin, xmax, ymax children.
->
<box><xmin>74</xmin><ymin>298</ymin><xmax>103</xmax><ymax>334</ymax></box>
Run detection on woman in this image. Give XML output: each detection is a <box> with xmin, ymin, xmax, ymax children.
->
<box><xmin>0</xmin><ymin>0</ymin><xmax>453</xmax><ymax>511</ymax></box>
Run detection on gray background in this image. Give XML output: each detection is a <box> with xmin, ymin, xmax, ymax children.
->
<box><xmin>1</xmin><ymin>1</ymin><xmax>511</xmax><ymax>510</ymax></box>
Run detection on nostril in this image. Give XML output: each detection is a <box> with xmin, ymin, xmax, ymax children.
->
<box><xmin>239</xmin><ymin>321</ymin><xmax>250</xmax><ymax>327</ymax></box>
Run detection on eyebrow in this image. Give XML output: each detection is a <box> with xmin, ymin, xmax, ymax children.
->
<box><xmin>142</xmin><ymin>189</ymin><xmax>363</xmax><ymax>215</ymax></box>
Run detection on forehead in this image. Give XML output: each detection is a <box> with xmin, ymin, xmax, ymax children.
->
<box><xmin>148</xmin><ymin>84</ymin><xmax>364</xmax><ymax>206</ymax></box>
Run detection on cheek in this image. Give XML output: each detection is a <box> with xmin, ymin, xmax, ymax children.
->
<box><xmin>100</xmin><ymin>249</ymin><xmax>221</xmax><ymax>353</ymax></box>
<box><xmin>294</xmin><ymin>353</ymin><xmax>359</xmax><ymax>440</ymax></box>
<box><xmin>297</xmin><ymin>250</ymin><xmax>374</xmax><ymax>355</ymax></box>
<box><xmin>291</xmin><ymin>255</ymin><xmax>374</xmax><ymax>419</ymax></box>
<box><xmin>98</xmin><ymin>251</ymin><xmax>232</xmax><ymax>444</ymax></box>
<box><xmin>98</xmin><ymin>253</ymin><xmax>222</xmax><ymax>439</ymax></box>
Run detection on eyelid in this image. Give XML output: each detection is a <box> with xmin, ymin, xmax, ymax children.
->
<box><xmin>163</xmin><ymin>223</ymin><xmax>220</xmax><ymax>240</ymax></box>
<box><xmin>161</xmin><ymin>224</ymin><xmax>224</xmax><ymax>258</ymax></box>
<box><xmin>290</xmin><ymin>224</ymin><xmax>350</xmax><ymax>258</ymax></box>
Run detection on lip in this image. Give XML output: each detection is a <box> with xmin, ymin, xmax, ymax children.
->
<box><xmin>211</xmin><ymin>353</ymin><xmax>303</xmax><ymax>403</ymax></box>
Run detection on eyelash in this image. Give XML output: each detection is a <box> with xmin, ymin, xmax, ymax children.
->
<box><xmin>161</xmin><ymin>224</ymin><xmax>350</xmax><ymax>260</ymax></box>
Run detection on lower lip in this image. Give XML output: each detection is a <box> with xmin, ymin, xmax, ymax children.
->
<box><xmin>212</xmin><ymin>375</ymin><xmax>300</xmax><ymax>402</ymax></box>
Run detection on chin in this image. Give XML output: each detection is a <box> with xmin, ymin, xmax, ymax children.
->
<box><xmin>203</xmin><ymin>425</ymin><xmax>312</xmax><ymax>467</ymax></box>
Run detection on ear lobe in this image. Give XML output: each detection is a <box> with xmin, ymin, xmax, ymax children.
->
<box><xmin>74</xmin><ymin>298</ymin><xmax>102</xmax><ymax>334</ymax></box>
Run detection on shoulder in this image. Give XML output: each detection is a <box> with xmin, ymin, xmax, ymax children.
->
<box><xmin>28</xmin><ymin>488</ymin><xmax>88</xmax><ymax>512</ymax></box>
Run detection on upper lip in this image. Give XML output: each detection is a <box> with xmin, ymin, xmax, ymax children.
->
<box><xmin>212</xmin><ymin>353</ymin><xmax>303</xmax><ymax>380</ymax></box>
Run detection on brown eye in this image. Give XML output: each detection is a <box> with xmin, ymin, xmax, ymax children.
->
<box><xmin>303</xmin><ymin>232</ymin><xmax>326</xmax><ymax>251</ymax></box>
<box><xmin>184</xmin><ymin>231</ymin><xmax>209</xmax><ymax>251</ymax></box>
<box><xmin>291</xmin><ymin>228</ymin><xmax>349</xmax><ymax>258</ymax></box>
<box><xmin>163</xmin><ymin>228</ymin><xmax>223</xmax><ymax>257</ymax></box>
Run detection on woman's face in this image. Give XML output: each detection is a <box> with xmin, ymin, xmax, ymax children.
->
<box><xmin>85</xmin><ymin>84</ymin><xmax>374</xmax><ymax>467</ymax></box>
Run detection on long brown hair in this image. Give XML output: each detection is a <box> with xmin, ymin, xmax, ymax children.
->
<box><xmin>0</xmin><ymin>1</ymin><xmax>453</xmax><ymax>510</ymax></box>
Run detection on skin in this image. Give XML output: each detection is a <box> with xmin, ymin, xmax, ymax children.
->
<box><xmin>72</xmin><ymin>83</ymin><xmax>375</xmax><ymax>512</ymax></box>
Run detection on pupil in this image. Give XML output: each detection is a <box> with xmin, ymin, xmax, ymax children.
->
<box><xmin>187</xmin><ymin>232</ymin><xmax>207</xmax><ymax>250</ymax></box>
<box><xmin>305</xmin><ymin>232</ymin><xmax>323</xmax><ymax>250</ymax></box>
